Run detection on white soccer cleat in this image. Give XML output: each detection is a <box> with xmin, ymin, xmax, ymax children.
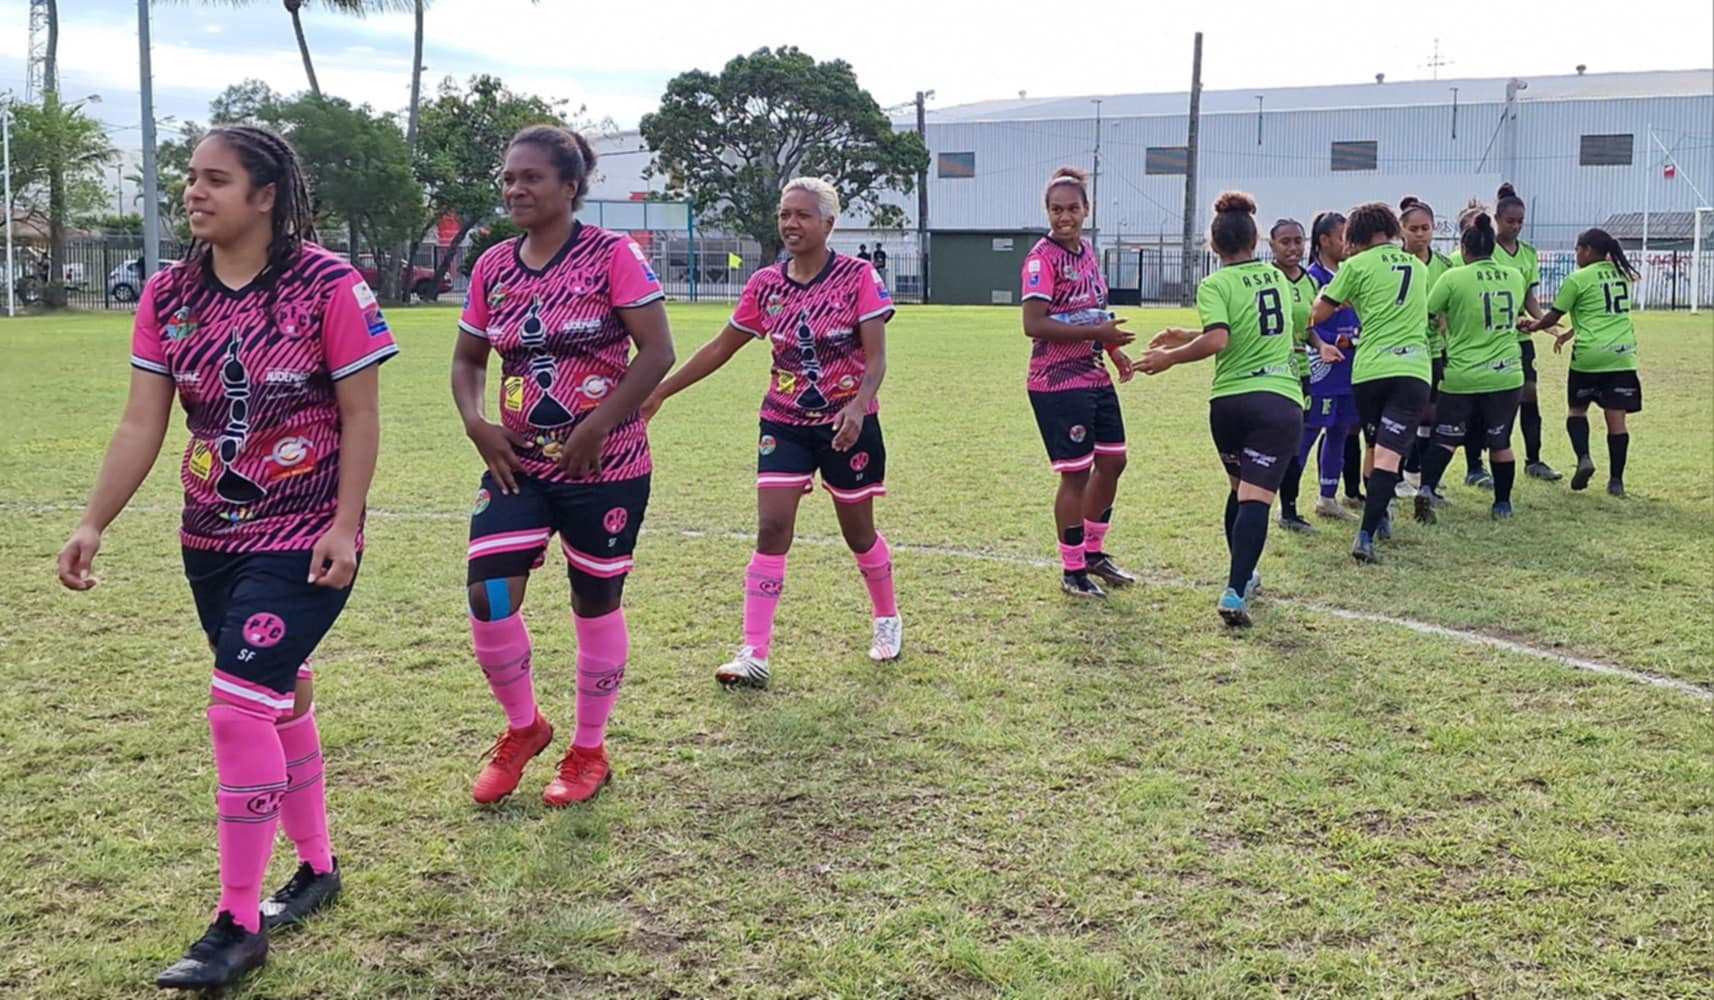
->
<box><xmin>869</xmin><ymin>616</ymin><xmax>903</xmax><ymax>662</ymax></box>
<box><xmin>715</xmin><ymin>646</ymin><xmax>770</xmax><ymax>689</ymax></box>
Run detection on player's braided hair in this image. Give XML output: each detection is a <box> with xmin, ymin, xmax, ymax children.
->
<box><xmin>174</xmin><ymin>126</ymin><xmax>315</xmax><ymax>316</ymax></box>
<box><xmin>509</xmin><ymin>124</ymin><xmax>598</xmax><ymax>210</ymax></box>
<box><xmin>1345</xmin><ymin>202</ymin><xmax>1401</xmax><ymax>248</ymax></box>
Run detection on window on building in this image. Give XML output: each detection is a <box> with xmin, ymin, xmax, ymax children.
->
<box><xmin>937</xmin><ymin>152</ymin><xmax>976</xmax><ymax>178</ymax></box>
<box><xmin>1331</xmin><ymin>140</ymin><xmax>1378</xmax><ymax>172</ymax></box>
<box><xmin>1579</xmin><ymin>133</ymin><xmax>1634</xmax><ymax>166</ymax></box>
<box><xmin>1145</xmin><ymin>146</ymin><xmax>1188</xmax><ymax>175</ymax></box>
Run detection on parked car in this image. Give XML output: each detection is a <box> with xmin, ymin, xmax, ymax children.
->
<box><xmin>355</xmin><ymin>256</ymin><xmax>453</xmax><ymax>301</ymax></box>
<box><xmin>107</xmin><ymin>257</ymin><xmax>178</xmax><ymax>303</ymax></box>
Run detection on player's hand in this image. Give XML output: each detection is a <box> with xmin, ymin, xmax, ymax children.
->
<box><xmin>57</xmin><ymin>525</ymin><xmax>102</xmax><ymax>591</ymax></box>
<box><xmin>1094</xmin><ymin>316</ymin><xmax>1134</xmax><ymax>346</ymax></box>
<box><xmin>465</xmin><ymin>418</ymin><xmax>529</xmax><ymax>495</ymax></box>
<box><xmin>1553</xmin><ymin>330</ymin><xmax>1574</xmax><ymax>354</ymax></box>
<box><xmin>1317</xmin><ymin>341</ymin><xmax>1345</xmax><ymax>364</ymax></box>
<box><xmin>557</xmin><ymin>418</ymin><xmax>609</xmax><ymax>480</ymax></box>
<box><xmin>639</xmin><ymin>392</ymin><xmax>665</xmax><ymax>424</ymax></box>
<box><xmin>308</xmin><ymin>525</ymin><xmax>358</xmax><ymax>589</ymax></box>
<box><xmin>1139</xmin><ymin>348</ymin><xmax>1176</xmax><ymax>375</ymax></box>
<box><xmin>1148</xmin><ymin>328</ymin><xmax>1196</xmax><ymax>350</ymax></box>
<box><xmin>1110</xmin><ymin>348</ymin><xmax>1136</xmax><ymax>384</ymax></box>
<box><xmin>831</xmin><ymin>402</ymin><xmax>866</xmax><ymax>451</ymax></box>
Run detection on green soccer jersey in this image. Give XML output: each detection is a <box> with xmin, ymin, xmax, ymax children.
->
<box><xmin>1425</xmin><ymin>258</ymin><xmax>1526</xmax><ymax>394</ymax></box>
<box><xmin>1494</xmin><ymin>239</ymin><xmax>1540</xmax><ymax>341</ymax></box>
<box><xmin>1553</xmin><ymin>261</ymin><xmax>1638</xmax><ymax>373</ymax></box>
<box><xmin>1419</xmin><ymin>250</ymin><xmax>1455</xmax><ymax>355</ymax></box>
<box><xmin>1279</xmin><ymin>265</ymin><xmax>1317</xmax><ymax>381</ymax></box>
<box><xmin>1196</xmin><ymin>260</ymin><xmax>1303</xmax><ymax>404</ymax></box>
<box><xmin>1321</xmin><ymin>244</ymin><xmax>1432</xmax><ymax>386</ymax></box>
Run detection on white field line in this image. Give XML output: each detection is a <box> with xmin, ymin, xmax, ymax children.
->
<box><xmin>5</xmin><ymin>500</ymin><xmax>1709</xmax><ymax>702</ymax></box>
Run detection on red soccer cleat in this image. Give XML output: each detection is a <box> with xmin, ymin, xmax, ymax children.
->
<box><xmin>472</xmin><ymin>714</ymin><xmax>554</xmax><ymax>805</ymax></box>
<box><xmin>542</xmin><ymin>743</ymin><xmax>612</xmax><ymax>807</ymax></box>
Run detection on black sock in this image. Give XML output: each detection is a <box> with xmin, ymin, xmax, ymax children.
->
<box><xmin>1493</xmin><ymin>459</ymin><xmax>1516</xmax><ymax>504</ymax></box>
<box><xmin>1607</xmin><ymin>433</ymin><xmax>1629</xmax><ymax>482</ymax></box>
<box><xmin>1362</xmin><ymin>469</ymin><xmax>1399</xmax><ymax>534</ymax></box>
<box><xmin>1097</xmin><ymin>506</ymin><xmax>1113</xmax><ymax>523</ymax></box>
<box><xmin>1061</xmin><ymin>524</ymin><xmax>1084</xmax><ymax>548</ymax></box>
<box><xmin>1421</xmin><ymin>444</ymin><xmax>1455</xmax><ymax>492</ymax></box>
<box><xmin>1343</xmin><ymin>433</ymin><xmax>1364</xmax><ymax>499</ymax></box>
<box><xmin>1464</xmin><ymin>434</ymin><xmax>1485</xmax><ymax>474</ymax></box>
<box><xmin>1521</xmin><ymin>400</ymin><xmax>1543</xmax><ymax>464</ymax></box>
<box><xmin>1223</xmin><ymin>490</ymin><xmax>1239</xmax><ymax>549</ymax></box>
<box><xmin>1566</xmin><ymin>416</ymin><xmax>1591</xmax><ymax>458</ymax></box>
<box><xmin>1279</xmin><ymin>457</ymin><xmax>1303</xmax><ymax>517</ymax></box>
<box><xmin>1227</xmin><ymin>500</ymin><xmax>1270</xmax><ymax>594</ymax></box>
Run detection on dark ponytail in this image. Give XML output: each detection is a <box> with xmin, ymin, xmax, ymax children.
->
<box><xmin>1209</xmin><ymin>190</ymin><xmax>1258</xmax><ymax>256</ymax></box>
<box><xmin>1309</xmin><ymin>210</ymin><xmax>1346</xmax><ymax>264</ymax></box>
<box><xmin>1496</xmin><ymin>182</ymin><xmax>1524</xmax><ymax>217</ymax></box>
<box><xmin>1460</xmin><ymin>212</ymin><xmax>1497</xmax><ymax>260</ymax></box>
<box><xmin>1577</xmin><ymin>227</ymin><xmax>1639</xmax><ymax>281</ymax></box>
<box><xmin>509</xmin><ymin>124</ymin><xmax>597</xmax><ymax>210</ymax></box>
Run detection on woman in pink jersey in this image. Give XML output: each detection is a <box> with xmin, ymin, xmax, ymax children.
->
<box><xmin>454</xmin><ymin>126</ymin><xmax>675</xmax><ymax>809</ymax></box>
<box><xmin>642</xmin><ymin>177</ymin><xmax>897</xmax><ymax>689</ymax></box>
<box><xmin>56</xmin><ymin>126</ymin><xmax>396</xmax><ymax>991</ymax></box>
<box><xmin>1021</xmin><ymin>166</ymin><xmax>1138</xmax><ymax>599</ymax></box>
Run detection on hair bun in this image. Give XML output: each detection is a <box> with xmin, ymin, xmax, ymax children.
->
<box><xmin>1214</xmin><ymin>190</ymin><xmax>1257</xmax><ymax>215</ymax></box>
<box><xmin>1497</xmin><ymin>182</ymin><xmax>1518</xmax><ymax>199</ymax></box>
<box><xmin>1399</xmin><ymin>196</ymin><xmax>1421</xmax><ymax>211</ymax></box>
<box><xmin>1051</xmin><ymin>165</ymin><xmax>1089</xmax><ymax>183</ymax></box>
<box><xmin>1474</xmin><ymin>212</ymin><xmax>1494</xmax><ymax>232</ymax></box>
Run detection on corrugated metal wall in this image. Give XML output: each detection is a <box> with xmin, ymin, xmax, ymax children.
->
<box><xmin>898</xmin><ymin>94</ymin><xmax>1714</xmax><ymax>249</ymax></box>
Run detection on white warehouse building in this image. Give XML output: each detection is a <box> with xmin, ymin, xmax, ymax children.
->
<box><xmin>896</xmin><ymin>68</ymin><xmax>1713</xmax><ymax>250</ymax></box>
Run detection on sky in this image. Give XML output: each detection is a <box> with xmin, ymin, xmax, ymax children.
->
<box><xmin>2</xmin><ymin>0</ymin><xmax>1711</xmax><ymax>160</ymax></box>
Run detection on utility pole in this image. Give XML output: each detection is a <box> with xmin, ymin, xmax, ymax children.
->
<box><xmin>138</xmin><ymin>0</ymin><xmax>161</xmax><ymax>279</ymax></box>
<box><xmin>1091</xmin><ymin>98</ymin><xmax>1102</xmax><ymax>258</ymax></box>
<box><xmin>1179</xmin><ymin>31</ymin><xmax>1203</xmax><ymax>306</ymax></box>
<box><xmin>916</xmin><ymin>89</ymin><xmax>932</xmax><ymax>303</ymax></box>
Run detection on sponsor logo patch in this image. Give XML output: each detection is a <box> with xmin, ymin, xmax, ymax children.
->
<box><xmin>758</xmin><ymin>434</ymin><xmax>777</xmax><ymax>456</ymax></box>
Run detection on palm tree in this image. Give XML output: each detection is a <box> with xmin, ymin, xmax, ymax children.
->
<box><xmin>192</xmin><ymin>0</ymin><xmax>411</xmax><ymax>98</ymax></box>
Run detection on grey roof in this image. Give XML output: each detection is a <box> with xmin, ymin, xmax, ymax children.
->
<box><xmin>1599</xmin><ymin>211</ymin><xmax>1714</xmax><ymax>241</ymax></box>
<box><xmin>907</xmin><ymin>69</ymin><xmax>1713</xmax><ymax>125</ymax></box>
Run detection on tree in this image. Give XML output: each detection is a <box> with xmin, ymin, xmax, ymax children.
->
<box><xmin>186</xmin><ymin>1</ymin><xmax>409</xmax><ymax>98</ymax></box>
<box><xmin>640</xmin><ymin>47</ymin><xmax>928</xmax><ymax>260</ymax></box>
<box><xmin>413</xmin><ymin>74</ymin><xmax>565</xmax><ymax>297</ymax></box>
<box><xmin>139</xmin><ymin>121</ymin><xmax>209</xmax><ymax>239</ymax></box>
<box><xmin>4</xmin><ymin>94</ymin><xmax>115</xmax><ymax>304</ymax></box>
<box><xmin>209</xmin><ymin>78</ymin><xmax>283</xmax><ymax>126</ymax></box>
<box><xmin>277</xmin><ymin>95</ymin><xmax>424</xmax><ymax>300</ymax></box>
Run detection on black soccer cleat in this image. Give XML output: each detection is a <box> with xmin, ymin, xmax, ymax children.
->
<box><xmin>262</xmin><ymin>858</ymin><xmax>342</xmax><ymax>932</ymax></box>
<box><xmin>155</xmin><ymin>911</ymin><xmax>268</xmax><ymax>991</ymax></box>
<box><xmin>1413</xmin><ymin>492</ymin><xmax>1437</xmax><ymax>525</ymax></box>
<box><xmin>1084</xmin><ymin>553</ymin><xmax>1138</xmax><ymax>588</ymax></box>
<box><xmin>1061</xmin><ymin>571</ymin><xmax>1108</xmax><ymax>599</ymax></box>
<box><xmin>1570</xmin><ymin>455</ymin><xmax>1597</xmax><ymax>491</ymax></box>
<box><xmin>1276</xmin><ymin>512</ymin><xmax>1317</xmax><ymax>534</ymax></box>
<box><xmin>1351</xmin><ymin>531</ymin><xmax>1380</xmax><ymax>565</ymax></box>
<box><xmin>1607</xmin><ymin>479</ymin><xmax>1626</xmax><ymax>498</ymax></box>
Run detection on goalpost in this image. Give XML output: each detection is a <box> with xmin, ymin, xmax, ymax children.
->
<box><xmin>1694</xmin><ymin>206</ymin><xmax>1711</xmax><ymax>316</ymax></box>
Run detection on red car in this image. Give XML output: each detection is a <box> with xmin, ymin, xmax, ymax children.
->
<box><xmin>355</xmin><ymin>256</ymin><xmax>453</xmax><ymax>301</ymax></box>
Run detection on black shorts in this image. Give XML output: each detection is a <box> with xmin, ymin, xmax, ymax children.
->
<box><xmin>184</xmin><ymin>548</ymin><xmax>356</xmax><ymax>718</ymax></box>
<box><xmin>1428</xmin><ymin>354</ymin><xmax>1448</xmax><ymax>406</ymax></box>
<box><xmin>1434</xmin><ymin>388</ymin><xmax>1523</xmax><ymax>452</ymax></box>
<box><xmin>1029</xmin><ymin>385</ymin><xmax>1126</xmax><ymax>472</ymax></box>
<box><xmin>1209</xmin><ymin>392</ymin><xmax>1305</xmax><ymax>492</ymax></box>
<box><xmin>1520</xmin><ymin>338</ymin><xmax>1538</xmax><ymax>384</ymax></box>
<box><xmin>1354</xmin><ymin>376</ymin><xmax>1432</xmax><ymax>455</ymax></box>
<box><xmin>467</xmin><ymin>472</ymin><xmax>650</xmax><ymax>588</ymax></box>
<box><xmin>758</xmin><ymin>415</ymin><xmax>886</xmax><ymax>504</ymax></box>
<box><xmin>1567</xmin><ymin>369</ymin><xmax>1643</xmax><ymax>413</ymax></box>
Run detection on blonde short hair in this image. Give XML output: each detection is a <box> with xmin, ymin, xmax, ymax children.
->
<box><xmin>781</xmin><ymin>176</ymin><xmax>840</xmax><ymax>221</ymax></box>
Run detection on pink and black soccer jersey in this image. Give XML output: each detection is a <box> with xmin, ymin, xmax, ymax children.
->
<box><xmin>459</xmin><ymin>223</ymin><xmax>664</xmax><ymax>484</ymax></box>
<box><xmin>730</xmin><ymin>253</ymin><xmax>893</xmax><ymax>425</ymax></box>
<box><xmin>1020</xmin><ymin>237</ymin><xmax>1113</xmax><ymax>392</ymax></box>
<box><xmin>130</xmin><ymin>243</ymin><xmax>399</xmax><ymax>553</ymax></box>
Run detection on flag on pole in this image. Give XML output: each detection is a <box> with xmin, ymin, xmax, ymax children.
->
<box><xmin>727</xmin><ymin>252</ymin><xmax>744</xmax><ymax>269</ymax></box>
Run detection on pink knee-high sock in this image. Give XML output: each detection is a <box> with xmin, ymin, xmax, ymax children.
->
<box><xmin>1083</xmin><ymin>519</ymin><xmax>1111</xmax><ymax>556</ymax></box>
<box><xmin>209</xmin><ymin>702</ymin><xmax>287</xmax><ymax>933</ymax></box>
<box><xmin>471</xmin><ymin>613</ymin><xmax>538</xmax><ymax>730</ymax></box>
<box><xmin>573</xmin><ymin>609</ymin><xmax>629</xmax><ymax>749</ymax></box>
<box><xmin>275</xmin><ymin>709</ymin><xmax>333</xmax><ymax>875</ymax></box>
<box><xmin>743</xmin><ymin>552</ymin><xmax>787</xmax><ymax>659</ymax></box>
<box><xmin>854</xmin><ymin>535</ymin><xmax>898</xmax><ymax>617</ymax></box>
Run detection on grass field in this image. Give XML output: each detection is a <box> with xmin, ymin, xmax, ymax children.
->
<box><xmin>1</xmin><ymin>303</ymin><xmax>1711</xmax><ymax>998</ymax></box>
